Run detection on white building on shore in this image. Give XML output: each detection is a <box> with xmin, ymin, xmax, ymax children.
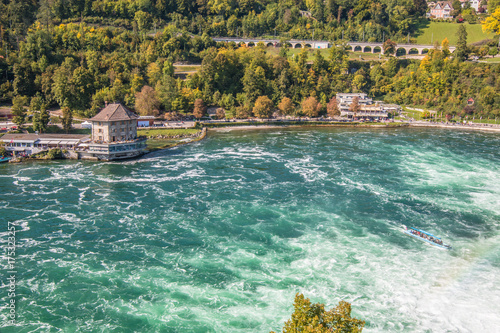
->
<box><xmin>336</xmin><ymin>93</ymin><xmax>400</xmax><ymax>120</ymax></box>
<box><xmin>2</xmin><ymin>133</ymin><xmax>89</xmax><ymax>157</ymax></box>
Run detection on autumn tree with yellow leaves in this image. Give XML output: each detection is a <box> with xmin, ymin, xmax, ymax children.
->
<box><xmin>272</xmin><ymin>293</ymin><xmax>365</xmax><ymax>333</ymax></box>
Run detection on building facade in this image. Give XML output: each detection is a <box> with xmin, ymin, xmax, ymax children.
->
<box><xmin>336</xmin><ymin>93</ymin><xmax>398</xmax><ymax>120</ymax></box>
<box><xmin>430</xmin><ymin>1</ymin><xmax>454</xmax><ymax>19</ymax></box>
<box><xmin>2</xmin><ymin>104</ymin><xmax>147</xmax><ymax>161</ymax></box>
<box><xmin>1</xmin><ymin>134</ymin><xmax>89</xmax><ymax>156</ymax></box>
<box><xmin>84</xmin><ymin>103</ymin><xmax>146</xmax><ymax>160</ymax></box>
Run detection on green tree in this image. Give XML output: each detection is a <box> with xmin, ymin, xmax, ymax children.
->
<box><xmin>312</xmin><ymin>50</ymin><xmax>327</xmax><ymax>74</ymax></box>
<box><xmin>242</xmin><ymin>65</ymin><xmax>267</xmax><ymax>103</ymax></box>
<box><xmin>272</xmin><ymin>293</ymin><xmax>365</xmax><ymax>333</ymax></box>
<box><xmin>12</xmin><ymin>96</ymin><xmax>28</xmax><ymax>128</ymax></box>
<box><xmin>488</xmin><ymin>46</ymin><xmax>498</xmax><ymax>57</ymax></box>
<box><xmin>61</xmin><ymin>107</ymin><xmax>73</xmax><ymax>133</ymax></box>
<box><xmin>52</xmin><ymin>58</ymin><xmax>76</xmax><ymax>108</ymax></box>
<box><xmin>253</xmin><ymin>95</ymin><xmax>274</xmax><ymax>118</ymax></box>
<box><xmin>452</xmin><ymin>0</ymin><xmax>462</xmax><ymax>15</ymax></box>
<box><xmin>456</xmin><ymin>25</ymin><xmax>468</xmax><ymax>62</ymax></box>
<box><xmin>32</xmin><ymin>98</ymin><xmax>50</xmax><ymax>134</ymax></box>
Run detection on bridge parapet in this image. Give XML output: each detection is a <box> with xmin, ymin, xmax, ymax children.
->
<box><xmin>212</xmin><ymin>37</ymin><xmax>455</xmax><ymax>54</ymax></box>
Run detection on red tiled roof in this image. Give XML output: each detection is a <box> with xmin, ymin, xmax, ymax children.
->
<box><xmin>90</xmin><ymin>103</ymin><xmax>139</xmax><ymax>122</ymax></box>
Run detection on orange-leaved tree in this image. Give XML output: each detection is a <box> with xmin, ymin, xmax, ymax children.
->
<box><xmin>301</xmin><ymin>96</ymin><xmax>321</xmax><ymax>118</ymax></box>
<box><xmin>193</xmin><ymin>98</ymin><xmax>207</xmax><ymax>119</ymax></box>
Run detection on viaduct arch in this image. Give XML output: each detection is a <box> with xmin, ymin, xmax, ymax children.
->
<box><xmin>212</xmin><ymin>38</ymin><xmax>456</xmax><ymax>55</ymax></box>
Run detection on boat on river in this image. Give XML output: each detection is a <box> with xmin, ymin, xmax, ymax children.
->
<box><xmin>403</xmin><ymin>226</ymin><xmax>452</xmax><ymax>250</ymax></box>
<box><xmin>0</xmin><ymin>156</ymin><xmax>11</xmax><ymax>163</ymax></box>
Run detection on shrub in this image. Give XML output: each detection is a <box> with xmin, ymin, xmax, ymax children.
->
<box><xmin>46</xmin><ymin>149</ymin><xmax>63</xmax><ymax>160</ymax></box>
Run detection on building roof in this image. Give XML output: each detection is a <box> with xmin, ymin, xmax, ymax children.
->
<box><xmin>337</xmin><ymin>93</ymin><xmax>368</xmax><ymax>97</ymax></box>
<box><xmin>435</xmin><ymin>1</ymin><xmax>453</xmax><ymax>9</ymax></box>
<box><xmin>90</xmin><ymin>103</ymin><xmax>139</xmax><ymax>122</ymax></box>
<box><xmin>1</xmin><ymin>133</ymin><xmax>89</xmax><ymax>141</ymax></box>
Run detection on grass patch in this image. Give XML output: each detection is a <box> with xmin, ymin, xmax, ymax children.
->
<box><xmin>414</xmin><ymin>21</ymin><xmax>494</xmax><ymax>46</ymax></box>
<box><xmin>468</xmin><ymin>118</ymin><xmax>500</xmax><ymax>124</ymax></box>
<box><xmin>138</xmin><ymin>128</ymin><xmax>200</xmax><ymax>137</ymax></box>
<box><xmin>402</xmin><ymin>108</ymin><xmax>425</xmax><ymax>120</ymax></box>
<box><xmin>146</xmin><ymin>138</ymin><xmax>183</xmax><ymax>150</ymax></box>
<box><xmin>481</xmin><ymin>57</ymin><xmax>500</xmax><ymax>63</ymax></box>
<box><xmin>349</xmin><ymin>51</ymin><xmax>384</xmax><ymax>60</ymax></box>
<box><xmin>174</xmin><ymin>65</ymin><xmax>201</xmax><ymax>73</ymax></box>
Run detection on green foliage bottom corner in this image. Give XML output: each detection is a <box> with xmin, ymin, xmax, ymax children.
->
<box><xmin>272</xmin><ymin>293</ymin><xmax>365</xmax><ymax>333</ymax></box>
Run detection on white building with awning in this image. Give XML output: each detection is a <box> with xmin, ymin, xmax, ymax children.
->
<box><xmin>1</xmin><ymin>134</ymin><xmax>89</xmax><ymax>155</ymax></box>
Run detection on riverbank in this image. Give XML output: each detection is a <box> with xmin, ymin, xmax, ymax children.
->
<box><xmin>204</xmin><ymin>121</ymin><xmax>408</xmax><ymax>131</ymax></box>
<box><xmin>408</xmin><ymin>121</ymin><xmax>500</xmax><ymax>133</ymax></box>
<box><xmin>204</xmin><ymin>120</ymin><xmax>500</xmax><ymax>133</ymax></box>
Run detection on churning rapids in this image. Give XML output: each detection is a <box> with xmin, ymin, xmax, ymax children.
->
<box><xmin>1</xmin><ymin>127</ymin><xmax>500</xmax><ymax>332</ymax></box>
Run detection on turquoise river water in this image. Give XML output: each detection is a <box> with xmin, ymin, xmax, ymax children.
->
<box><xmin>1</xmin><ymin>127</ymin><xmax>500</xmax><ymax>332</ymax></box>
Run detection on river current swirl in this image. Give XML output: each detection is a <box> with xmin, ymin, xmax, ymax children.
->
<box><xmin>1</xmin><ymin>127</ymin><xmax>499</xmax><ymax>332</ymax></box>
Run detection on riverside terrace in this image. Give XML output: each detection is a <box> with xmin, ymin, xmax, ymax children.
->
<box><xmin>1</xmin><ymin>103</ymin><xmax>147</xmax><ymax>161</ymax></box>
<box><xmin>1</xmin><ymin>133</ymin><xmax>147</xmax><ymax>161</ymax></box>
<box><xmin>1</xmin><ymin>133</ymin><xmax>89</xmax><ymax>157</ymax></box>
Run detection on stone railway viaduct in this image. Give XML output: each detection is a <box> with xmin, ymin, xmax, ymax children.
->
<box><xmin>212</xmin><ymin>37</ymin><xmax>456</xmax><ymax>56</ymax></box>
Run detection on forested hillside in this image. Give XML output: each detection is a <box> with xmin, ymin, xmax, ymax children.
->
<box><xmin>3</xmin><ymin>0</ymin><xmax>428</xmax><ymax>43</ymax></box>
<box><xmin>0</xmin><ymin>0</ymin><xmax>498</xmax><ymax>120</ymax></box>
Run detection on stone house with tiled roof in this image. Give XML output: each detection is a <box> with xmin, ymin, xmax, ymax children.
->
<box><xmin>90</xmin><ymin>103</ymin><xmax>139</xmax><ymax>143</ymax></box>
<box><xmin>85</xmin><ymin>103</ymin><xmax>146</xmax><ymax>160</ymax></box>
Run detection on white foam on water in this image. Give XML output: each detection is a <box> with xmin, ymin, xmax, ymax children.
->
<box><xmin>2</xmin><ymin>129</ymin><xmax>500</xmax><ymax>332</ymax></box>
<box><xmin>284</xmin><ymin>155</ymin><xmax>328</xmax><ymax>182</ymax></box>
